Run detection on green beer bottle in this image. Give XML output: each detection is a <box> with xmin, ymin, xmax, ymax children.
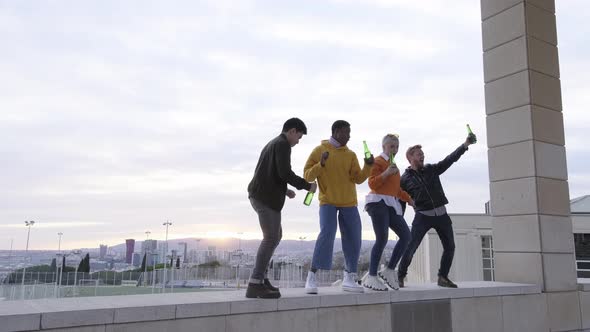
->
<box><xmin>466</xmin><ymin>124</ymin><xmax>477</xmax><ymax>144</ymax></box>
<box><xmin>362</xmin><ymin>140</ymin><xmax>372</xmax><ymax>159</ymax></box>
<box><xmin>303</xmin><ymin>191</ymin><xmax>314</xmax><ymax>206</ymax></box>
<box><xmin>390</xmin><ymin>152</ymin><xmax>396</xmax><ymax>166</ymax></box>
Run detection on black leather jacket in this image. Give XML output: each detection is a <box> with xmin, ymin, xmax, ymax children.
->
<box><xmin>400</xmin><ymin>144</ymin><xmax>468</xmax><ymax>212</ymax></box>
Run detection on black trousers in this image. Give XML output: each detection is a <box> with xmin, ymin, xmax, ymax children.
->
<box><xmin>398</xmin><ymin>213</ymin><xmax>455</xmax><ymax>279</ymax></box>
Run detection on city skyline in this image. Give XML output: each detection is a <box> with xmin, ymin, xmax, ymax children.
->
<box><xmin>1</xmin><ymin>0</ymin><xmax>589</xmax><ymax>250</ymax></box>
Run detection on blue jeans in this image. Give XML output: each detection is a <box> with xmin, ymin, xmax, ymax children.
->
<box><xmin>366</xmin><ymin>201</ymin><xmax>411</xmax><ymax>276</ymax></box>
<box><xmin>398</xmin><ymin>212</ymin><xmax>455</xmax><ymax>279</ymax></box>
<box><xmin>311</xmin><ymin>205</ymin><xmax>362</xmax><ymax>273</ymax></box>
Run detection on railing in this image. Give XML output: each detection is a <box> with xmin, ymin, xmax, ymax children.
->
<box><xmin>0</xmin><ymin>265</ymin><xmax>365</xmax><ymax>301</ymax></box>
<box><xmin>577</xmin><ymin>259</ymin><xmax>590</xmax><ymax>278</ymax></box>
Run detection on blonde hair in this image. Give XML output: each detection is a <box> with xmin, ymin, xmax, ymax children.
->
<box><xmin>382</xmin><ymin>133</ymin><xmax>399</xmax><ymax>146</ymax></box>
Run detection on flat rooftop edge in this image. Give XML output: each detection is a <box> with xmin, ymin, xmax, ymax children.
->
<box><xmin>0</xmin><ymin>281</ymin><xmax>542</xmax><ymax>331</ymax></box>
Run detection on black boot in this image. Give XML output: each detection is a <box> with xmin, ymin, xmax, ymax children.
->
<box><xmin>437</xmin><ymin>276</ymin><xmax>458</xmax><ymax>288</ymax></box>
<box><xmin>246</xmin><ymin>282</ymin><xmax>281</xmax><ymax>299</ymax></box>
<box><xmin>264</xmin><ymin>278</ymin><xmax>279</xmax><ymax>292</ymax></box>
<box><xmin>398</xmin><ymin>275</ymin><xmax>405</xmax><ymax>288</ymax></box>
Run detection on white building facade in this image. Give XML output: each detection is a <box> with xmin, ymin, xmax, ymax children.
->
<box><xmin>410</xmin><ymin>196</ymin><xmax>590</xmax><ymax>283</ymax></box>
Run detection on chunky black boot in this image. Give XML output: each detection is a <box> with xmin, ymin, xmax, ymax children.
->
<box><xmin>245</xmin><ymin>282</ymin><xmax>281</xmax><ymax>299</ymax></box>
<box><xmin>263</xmin><ymin>278</ymin><xmax>279</xmax><ymax>292</ymax></box>
<box><xmin>437</xmin><ymin>276</ymin><xmax>458</xmax><ymax>288</ymax></box>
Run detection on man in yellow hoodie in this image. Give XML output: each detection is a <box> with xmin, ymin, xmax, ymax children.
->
<box><xmin>303</xmin><ymin>120</ymin><xmax>374</xmax><ymax>294</ymax></box>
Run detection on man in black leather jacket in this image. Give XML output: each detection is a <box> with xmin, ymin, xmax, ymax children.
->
<box><xmin>397</xmin><ymin>134</ymin><xmax>475</xmax><ymax>288</ymax></box>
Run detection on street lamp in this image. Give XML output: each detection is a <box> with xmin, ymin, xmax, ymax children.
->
<box><xmin>151</xmin><ymin>253</ymin><xmax>158</xmax><ymax>293</ymax></box>
<box><xmin>54</xmin><ymin>232</ymin><xmax>63</xmax><ymax>298</ymax></box>
<box><xmin>71</xmin><ymin>250</ymin><xmax>81</xmax><ymax>292</ymax></box>
<box><xmin>143</xmin><ymin>231</ymin><xmax>151</xmax><ymax>287</ymax></box>
<box><xmin>162</xmin><ymin>221</ymin><xmax>172</xmax><ymax>291</ymax></box>
<box><xmin>194</xmin><ymin>238</ymin><xmax>201</xmax><ymax>265</ymax></box>
<box><xmin>54</xmin><ymin>253</ymin><xmax>61</xmax><ymax>298</ymax></box>
<box><xmin>21</xmin><ymin>220</ymin><xmax>35</xmax><ymax>300</ymax></box>
<box><xmin>8</xmin><ymin>238</ymin><xmax>13</xmax><ymax>268</ymax></box>
<box><xmin>298</xmin><ymin>236</ymin><xmax>306</xmax><ymax>282</ymax></box>
<box><xmin>235</xmin><ymin>232</ymin><xmax>244</xmax><ymax>289</ymax></box>
<box><xmin>57</xmin><ymin>232</ymin><xmax>63</xmax><ymax>253</ymax></box>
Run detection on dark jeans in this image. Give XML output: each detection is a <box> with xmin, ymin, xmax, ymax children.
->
<box><xmin>398</xmin><ymin>212</ymin><xmax>455</xmax><ymax>279</ymax></box>
<box><xmin>366</xmin><ymin>201</ymin><xmax>411</xmax><ymax>276</ymax></box>
<box><xmin>249</xmin><ymin>198</ymin><xmax>282</xmax><ymax>283</ymax></box>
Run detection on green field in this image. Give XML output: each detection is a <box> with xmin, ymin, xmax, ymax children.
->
<box><xmin>68</xmin><ymin>286</ymin><xmax>232</xmax><ymax>298</ymax></box>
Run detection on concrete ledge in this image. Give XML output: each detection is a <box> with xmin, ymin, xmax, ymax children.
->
<box><xmin>0</xmin><ymin>282</ymin><xmax>541</xmax><ymax>332</ymax></box>
<box><xmin>113</xmin><ymin>304</ymin><xmax>176</xmax><ymax>324</ymax></box>
<box><xmin>0</xmin><ymin>313</ymin><xmax>40</xmax><ymax>332</ymax></box>
<box><xmin>579</xmin><ymin>278</ymin><xmax>590</xmax><ymax>291</ymax></box>
<box><xmin>277</xmin><ymin>290</ymin><xmax>321</xmax><ymax>310</ymax></box>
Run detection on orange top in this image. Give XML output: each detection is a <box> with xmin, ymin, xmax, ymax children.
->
<box><xmin>368</xmin><ymin>155</ymin><xmax>412</xmax><ymax>202</ymax></box>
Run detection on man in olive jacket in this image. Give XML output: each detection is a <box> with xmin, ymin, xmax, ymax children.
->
<box><xmin>246</xmin><ymin>118</ymin><xmax>317</xmax><ymax>298</ymax></box>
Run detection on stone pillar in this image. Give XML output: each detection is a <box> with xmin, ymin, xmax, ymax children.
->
<box><xmin>481</xmin><ymin>1</ymin><xmax>581</xmax><ymax>330</ymax></box>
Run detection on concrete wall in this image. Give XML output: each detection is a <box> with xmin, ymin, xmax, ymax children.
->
<box><xmin>410</xmin><ymin>211</ymin><xmax>590</xmax><ymax>283</ymax></box>
<box><xmin>0</xmin><ymin>283</ymin><xmax>554</xmax><ymax>332</ymax></box>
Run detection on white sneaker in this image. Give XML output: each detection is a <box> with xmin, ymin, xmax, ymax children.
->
<box><xmin>378</xmin><ymin>267</ymin><xmax>399</xmax><ymax>290</ymax></box>
<box><xmin>305</xmin><ymin>271</ymin><xmax>318</xmax><ymax>294</ymax></box>
<box><xmin>362</xmin><ymin>274</ymin><xmax>388</xmax><ymax>291</ymax></box>
<box><xmin>342</xmin><ymin>271</ymin><xmax>364</xmax><ymax>293</ymax></box>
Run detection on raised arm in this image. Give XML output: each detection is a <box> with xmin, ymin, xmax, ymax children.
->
<box><xmin>431</xmin><ymin>144</ymin><xmax>468</xmax><ymax>175</ymax></box>
<box><xmin>350</xmin><ymin>153</ymin><xmax>372</xmax><ymax>184</ymax></box>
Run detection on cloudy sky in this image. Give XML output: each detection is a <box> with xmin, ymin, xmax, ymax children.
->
<box><xmin>1</xmin><ymin>0</ymin><xmax>588</xmax><ymax>250</ymax></box>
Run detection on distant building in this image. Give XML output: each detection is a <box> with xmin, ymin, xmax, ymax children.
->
<box><xmin>125</xmin><ymin>239</ymin><xmax>135</xmax><ymax>264</ymax></box>
<box><xmin>159</xmin><ymin>243</ymin><xmax>168</xmax><ymax>264</ymax></box>
<box><xmin>140</xmin><ymin>240</ymin><xmax>158</xmax><ymax>266</ymax></box>
<box><xmin>178</xmin><ymin>242</ymin><xmax>188</xmax><ymax>263</ymax></box>
<box><xmin>206</xmin><ymin>246</ymin><xmax>217</xmax><ymax>263</ymax></box>
<box><xmin>410</xmin><ymin>196</ymin><xmax>590</xmax><ymax>283</ymax></box>
<box><xmin>132</xmin><ymin>252</ymin><xmax>141</xmax><ymax>267</ymax></box>
<box><xmin>141</xmin><ymin>239</ymin><xmax>158</xmax><ymax>254</ymax></box>
<box><xmin>188</xmin><ymin>249</ymin><xmax>204</xmax><ymax>264</ymax></box>
<box><xmin>571</xmin><ymin>195</ymin><xmax>590</xmax><ymax>277</ymax></box>
<box><xmin>99</xmin><ymin>245</ymin><xmax>108</xmax><ymax>260</ymax></box>
<box><xmin>90</xmin><ymin>261</ymin><xmax>108</xmax><ymax>271</ymax></box>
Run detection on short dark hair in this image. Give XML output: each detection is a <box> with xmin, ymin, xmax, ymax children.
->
<box><xmin>282</xmin><ymin>118</ymin><xmax>307</xmax><ymax>135</ymax></box>
<box><xmin>406</xmin><ymin>145</ymin><xmax>422</xmax><ymax>161</ymax></box>
<box><xmin>331</xmin><ymin>120</ymin><xmax>350</xmax><ymax>135</ymax></box>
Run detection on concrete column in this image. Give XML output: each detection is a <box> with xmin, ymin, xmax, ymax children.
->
<box><xmin>481</xmin><ymin>1</ymin><xmax>581</xmax><ymax>330</ymax></box>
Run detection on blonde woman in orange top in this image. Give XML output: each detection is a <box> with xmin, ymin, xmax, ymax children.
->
<box><xmin>362</xmin><ymin>134</ymin><xmax>414</xmax><ymax>291</ymax></box>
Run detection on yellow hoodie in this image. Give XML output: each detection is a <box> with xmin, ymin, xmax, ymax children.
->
<box><xmin>304</xmin><ymin>140</ymin><xmax>372</xmax><ymax>207</ymax></box>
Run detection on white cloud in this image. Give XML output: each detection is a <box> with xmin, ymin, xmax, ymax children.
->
<box><xmin>327</xmin><ymin>0</ymin><xmax>480</xmax><ymax>24</ymax></box>
<box><xmin>0</xmin><ymin>222</ymin><xmax>106</xmax><ymax>229</ymax></box>
<box><xmin>0</xmin><ymin>0</ymin><xmax>588</xmax><ymax>250</ymax></box>
<box><xmin>264</xmin><ymin>22</ymin><xmax>446</xmax><ymax>59</ymax></box>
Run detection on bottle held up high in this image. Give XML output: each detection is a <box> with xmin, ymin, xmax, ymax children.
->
<box><xmin>466</xmin><ymin>124</ymin><xmax>477</xmax><ymax>144</ymax></box>
<box><xmin>362</xmin><ymin>140</ymin><xmax>372</xmax><ymax>159</ymax></box>
<box><xmin>389</xmin><ymin>152</ymin><xmax>396</xmax><ymax>166</ymax></box>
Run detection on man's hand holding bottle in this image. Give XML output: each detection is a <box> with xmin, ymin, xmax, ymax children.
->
<box><xmin>320</xmin><ymin>151</ymin><xmax>329</xmax><ymax>167</ymax></box>
<box><xmin>310</xmin><ymin>182</ymin><xmax>317</xmax><ymax>193</ymax></box>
